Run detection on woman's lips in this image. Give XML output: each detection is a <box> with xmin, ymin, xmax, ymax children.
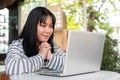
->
<box><xmin>43</xmin><ymin>35</ymin><xmax>50</xmax><ymax>39</ymax></box>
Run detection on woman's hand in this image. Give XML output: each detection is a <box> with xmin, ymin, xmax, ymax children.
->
<box><xmin>46</xmin><ymin>50</ymin><xmax>51</xmax><ymax>60</ymax></box>
<box><xmin>38</xmin><ymin>42</ymin><xmax>51</xmax><ymax>60</ymax></box>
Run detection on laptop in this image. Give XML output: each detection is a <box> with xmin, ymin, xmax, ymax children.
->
<box><xmin>39</xmin><ymin>30</ymin><xmax>105</xmax><ymax>76</ymax></box>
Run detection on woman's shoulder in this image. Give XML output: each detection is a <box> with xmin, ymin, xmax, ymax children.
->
<box><xmin>8</xmin><ymin>39</ymin><xmax>24</xmax><ymax>54</ymax></box>
<box><xmin>7</xmin><ymin>39</ymin><xmax>26</xmax><ymax>58</ymax></box>
<box><xmin>11</xmin><ymin>39</ymin><xmax>23</xmax><ymax>45</ymax></box>
<box><xmin>9</xmin><ymin>39</ymin><xmax>23</xmax><ymax>47</ymax></box>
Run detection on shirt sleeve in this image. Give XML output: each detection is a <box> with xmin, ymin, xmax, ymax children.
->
<box><xmin>5</xmin><ymin>42</ymin><xmax>44</xmax><ymax>75</ymax></box>
<box><xmin>46</xmin><ymin>45</ymin><xmax>66</xmax><ymax>70</ymax></box>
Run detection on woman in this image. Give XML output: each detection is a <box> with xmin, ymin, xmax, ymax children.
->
<box><xmin>5</xmin><ymin>6</ymin><xmax>65</xmax><ymax>75</ymax></box>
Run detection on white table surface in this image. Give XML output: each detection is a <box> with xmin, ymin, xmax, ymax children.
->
<box><xmin>10</xmin><ymin>70</ymin><xmax>120</xmax><ymax>80</ymax></box>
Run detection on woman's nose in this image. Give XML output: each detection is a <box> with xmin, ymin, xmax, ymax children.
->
<box><xmin>45</xmin><ymin>27</ymin><xmax>51</xmax><ymax>32</ymax></box>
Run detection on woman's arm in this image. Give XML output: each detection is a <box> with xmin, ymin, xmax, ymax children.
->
<box><xmin>47</xmin><ymin>46</ymin><xmax>66</xmax><ymax>70</ymax></box>
<box><xmin>5</xmin><ymin>42</ymin><xmax>44</xmax><ymax>75</ymax></box>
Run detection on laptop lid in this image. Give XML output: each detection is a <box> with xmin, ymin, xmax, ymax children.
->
<box><xmin>62</xmin><ymin>30</ymin><xmax>105</xmax><ymax>76</ymax></box>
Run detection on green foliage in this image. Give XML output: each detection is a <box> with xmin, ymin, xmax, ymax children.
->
<box><xmin>101</xmin><ymin>35</ymin><xmax>120</xmax><ymax>72</ymax></box>
<box><xmin>67</xmin><ymin>16</ymin><xmax>79</xmax><ymax>30</ymax></box>
<box><xmin>18</xmin><ymin>0</ymin><xmax>25</xmax><ymax>6</ymax></box>
<box><xmin>48</xmin><ymin>0</ymin><xmax>83</xmax><ymax>30</ymax></box>
<box><xmin>7</xmin><ymin>0</ymin><xmax>25</xmax><ymax>9</ymax></box>
<box><xmin>47</xmin><ymin>0</ymin><xmax>61</xmax><ymax>4</ymax></box>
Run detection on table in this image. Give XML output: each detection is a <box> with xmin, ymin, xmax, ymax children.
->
<box><xmin>10</xmin><ymin>70</ymin><xmax>120</xmax><ymax>80</ymax></box>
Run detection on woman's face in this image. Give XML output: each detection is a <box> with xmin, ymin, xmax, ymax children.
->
<box><xmin>37</xmin><ymin>16</ymin><xmax>53</xmax><ymax>42</ymax></box>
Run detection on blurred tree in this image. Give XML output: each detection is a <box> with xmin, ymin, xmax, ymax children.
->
<box><xmin>48</xmin><ymin>0</ymin><xmax>83</xmax><ymax>30</ymax></box>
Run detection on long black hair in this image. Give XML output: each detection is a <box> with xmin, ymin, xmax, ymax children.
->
<box><xmin>17</xmin><ymin>7</ymin><xmax>56</xmax><ymax>57</ymax></box>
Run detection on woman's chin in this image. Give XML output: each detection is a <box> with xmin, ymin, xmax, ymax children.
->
<box><xmin>41</xmin><ymin>39</ymin><xmax>49</xmax><ymax>42</ymax></box>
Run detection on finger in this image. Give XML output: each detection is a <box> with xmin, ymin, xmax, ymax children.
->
<box><xmin>40</xmin><ymin>43</ymin><xmax>48</xmax><ymax>48</ymax></box>
<box><xmin>41</xmin><ymin>42</ymin><xmax>51</xmax><ymax>49</ymax></box>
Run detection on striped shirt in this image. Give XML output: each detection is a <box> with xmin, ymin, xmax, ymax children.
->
<box><xmin>5</xmin><ymin>39</ymin><xmax>65</xmax><ymax>75</ymax></box>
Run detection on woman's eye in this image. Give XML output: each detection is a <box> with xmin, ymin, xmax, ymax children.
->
<box><xmin>50</xmin><ymin>26</ymin><xmax>52</xmax><ymax>28</ymax></box>
<box><xmin>41</xmin><ymin>24</ymin><xmax>46</xmax><ymax>27</ymax></box>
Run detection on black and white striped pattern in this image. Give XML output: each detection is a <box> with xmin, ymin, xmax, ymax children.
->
<box><xmin>5</xmin><ymin>39</ymin><xmax>65</xmax><ymax>75</ymax></box>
